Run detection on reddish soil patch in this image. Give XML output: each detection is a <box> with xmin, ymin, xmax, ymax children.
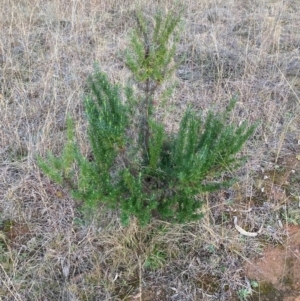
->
<box><xmin>245</xmin><ymin>225</ymin><xmax>300</xmax><ymax>301</ymax></box>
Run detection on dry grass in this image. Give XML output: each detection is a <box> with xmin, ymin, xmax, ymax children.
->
<box><xmin>1</xmin><ymin>0</ymin><xmax>300</xmax><ymax>300</ymax></box>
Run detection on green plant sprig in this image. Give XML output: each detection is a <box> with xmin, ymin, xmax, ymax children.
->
<box><xmin>38</xmin><ymin>8</ymin><xmax>257</xmax><ymax>226</ymax></box>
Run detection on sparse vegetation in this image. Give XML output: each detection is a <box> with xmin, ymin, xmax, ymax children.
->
<box><xmin>1</xmin><ymin>1</ymin><xmax>300</xmax><ymax>300</ymax></box>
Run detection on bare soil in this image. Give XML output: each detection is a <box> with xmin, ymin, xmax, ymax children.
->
<box><xmin>245</xmin><ymin>225</ymin><xmax>300</xmax><ymax>301</ymax></box>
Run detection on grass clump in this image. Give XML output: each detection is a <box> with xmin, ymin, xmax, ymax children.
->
<box><xmin>38</xmin><ymin>9</ymin><xmax>256</xmax><ymax>226</ymax></box>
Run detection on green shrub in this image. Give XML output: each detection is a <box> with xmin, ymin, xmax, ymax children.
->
<box><xmin>38</xmin><ymin>9</ymin><xmax>256</xmax><ymax>226</ymax></box>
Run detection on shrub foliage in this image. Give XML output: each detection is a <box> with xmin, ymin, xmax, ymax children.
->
<box><xmin>38</xmin><ymin>9</ymin><xmax>256</xmax><ymax>225</ymax></box>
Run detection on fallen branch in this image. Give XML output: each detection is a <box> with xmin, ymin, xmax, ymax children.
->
<box><xmin>233</xmin><ymin>216</ymin><xmax>264</xmax><ymax>237</ymax></box>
